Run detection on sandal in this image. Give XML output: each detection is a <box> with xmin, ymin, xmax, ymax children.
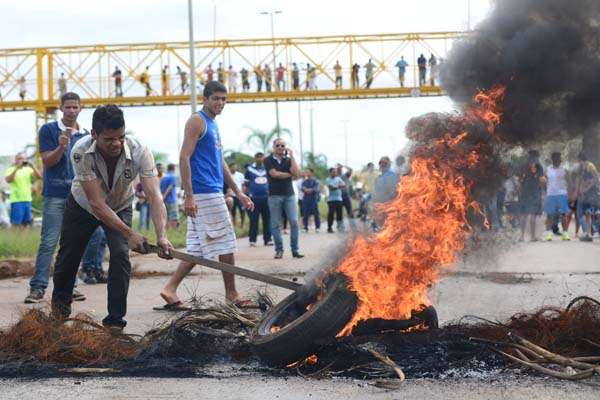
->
<box><xmin>152</xmin><ymin>301</ymin><xmax>191</xmax><ymax>311</ymax></box>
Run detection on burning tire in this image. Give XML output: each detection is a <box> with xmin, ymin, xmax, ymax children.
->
<box><xmin>251</xmin><ymin>274</ymin><xmax>358</xmax><ymax>366</ymax></box>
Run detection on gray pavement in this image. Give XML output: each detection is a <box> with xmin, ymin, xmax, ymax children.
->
<box><xmin>1</xmin><ymin>225</ymin><xmax>600</xmax><ymax>398</ymax></box>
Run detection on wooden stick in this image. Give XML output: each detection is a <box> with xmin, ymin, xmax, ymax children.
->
<box><xmin>497</xmin><ymin>350</ymin><xmax>594</xmax><ymax>380</ymax></box>
<box><xmin>140</xmin><ymin>244</ymin><xmax>303</xmax><ymax>291</ymax></box>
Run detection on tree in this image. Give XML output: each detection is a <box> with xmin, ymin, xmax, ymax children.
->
<box><xmin>303</xmin><ymin>151</ymin><xmax>329</xmax><ymax>180</ymax></box>
<box><xmin>245</xmin><ymin>126</ymin><xmax>292</xmax><ymax>154</ymax></box>
<box><xmin>223</xmin><ymin>150</ymin><xmax>254</xmax><ymax>169</ymax></box>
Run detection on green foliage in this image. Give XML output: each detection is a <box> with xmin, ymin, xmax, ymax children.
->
<box><xmin>244</xmin><ymin>126</ymin><xmax>292</xmax><ymax>154</ymax></box>
<box><xmin>223</xmin><ymin>150</ymin><xmax>254</xmax><ymax>170</ymax></box>
<box><xmin>152</xmin><ymin>151</ymin><xmax>170</xmax><ymax>165</ymax></box>
<box><xmin>303</xmin><ymin>151</ymin><xmax>329</xmax><ymax>180</ymax></box>
<box><xmin>0</xmin><ymin>226</ymin><xmax>41</xmax><ymax>258</ymax></box>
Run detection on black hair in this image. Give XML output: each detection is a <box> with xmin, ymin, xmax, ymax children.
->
<box><xmin>203</xmin><ymin>80</ymin><xmax>227</xmax><ymax>98</ymax></box>
<box><xmin>92</xmin><ymin>104</ymin><xmax>125</xmax><ymax>134</ymax></box>
<box><xmin>254</xmin><ymin>152</ymin><xmax>264</xmax><ymax>157</ymax></box>
<box><xmin>528</xmin><ymin>149</ymin><xmax>540</xmax><ymax>159</ymax></box>
<box><xmin>167</xmin><ymin>163</ymin><xmax>176</xmax><ymax>172</ymax></box>
<box><xmin>60</xmin><ymin>92</ymin><xmax>80</xmax><ymax>106</ymax></box>
<box><xmin>329</xmin><ymin>167</ymin><xmax>336</xmax><ymax>173</ymax></box>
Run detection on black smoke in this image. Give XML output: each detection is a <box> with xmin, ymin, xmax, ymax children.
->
<box><xmin>441</xmin><ymin>0</ymin><xmax>600</xmax><ymax>146</ymax></box>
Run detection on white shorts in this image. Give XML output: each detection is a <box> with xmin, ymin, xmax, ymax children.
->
<box><xmin>186</xmin><ymin>193</ymin><xmax>237</xmax><ymax>258</ymax></box>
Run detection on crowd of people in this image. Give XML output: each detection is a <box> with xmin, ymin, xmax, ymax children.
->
<box><xmin>2</xmin><ymin>80</ymin><xmax>599</xmax><ymax>332</ymax></box>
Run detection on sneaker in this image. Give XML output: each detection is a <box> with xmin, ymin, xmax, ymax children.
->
<box><xmin>24</xmin><ymin>288</ymin><xmax>44</xmax><ymax>304</ymax></box>
<box><xmin>79</xmin><ymin>268</ymin><xmax>97</xmax><ymax>284</ymax></box>
<box><xmin>292</xmin><ymin>252</ymin><xmax>305</xmax><ymax>259</ymax></box>
<box><xmin>543</xmin><ymin>232</ymin><xmax>553</xmax><ymax>241</ymax></box>
<box><xmin>274</xmin><ymin>250</ymin><xmax>284</xmax><ymax>259</ymax></box>
<box><xmin>327</xmin><ymin>228</ymin><xmax>334</xmax><ymax>233</ymax></box>
<box><xmin>50</xmin><ymin>300</ymin><xmax>71</xmax><ymax>321</ymax></box>
<box><xmin>264</xmin><ymin>241</ymin><xmax>274</xmax><ymax>246</ymax></box>
<box><xmin>94</xmin><ymin>270</ymin><xmax>108</xmax><ymax>284</ymax></box>
<box><xmin>580</xmin><ymin>235</ymin><xmax>593</xmax><ymax>242</ymax></box>
<box><xmin>72</xmin><ymin>289</ymin><xmax>86</xmax><ymax>302</ymax></box>
<box><xmin>104</xmin><ymin>325</ymin><xmax>124</xmax><ymax>335</ymax></box>
<box><xmin>562</xmin><ymin>232</ymin><xmax>571</xmax><ymax>241</ymax></box>
<box><xmin>303</xmin><ymin>228</ymin><xmax>309</xmax><ymax>233</ymax></box>
<box><xmin>315</xmin><ymin>229</ymin><xmax>320</xmax><ymax>233</ymax></box>
<box><xmin>249</xmin><ymin>242</ymin><xmax>257</xmax><ymax>247</ymax></box>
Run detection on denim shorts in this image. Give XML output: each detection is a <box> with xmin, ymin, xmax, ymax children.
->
<box><xmin>166</xmin><ymin>202</ymin><xmax>179</xmax><ymax>221</ymax></box>
<box><xmin>544</xmin><ymin>194</ymin><xmax>569</xmax><ymax>216</ymax></box>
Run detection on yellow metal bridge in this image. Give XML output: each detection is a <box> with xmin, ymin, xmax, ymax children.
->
<box><xmin>0</xmin><ymin>31</ymin><xmax>464</xmax><ymax>127</ymax></box>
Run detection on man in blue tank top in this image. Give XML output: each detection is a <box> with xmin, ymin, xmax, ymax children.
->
<box><xmin>159</xmin><ymin>81</ymin><xmax>254</xmax><ymax>309</ymax></box>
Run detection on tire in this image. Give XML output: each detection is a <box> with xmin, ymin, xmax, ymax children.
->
<box><xmin>250</xmin><ymin>274</ymin><xmax>358</xmax><ymax>366</ymax></box>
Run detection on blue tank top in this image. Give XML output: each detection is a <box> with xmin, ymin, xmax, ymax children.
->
<box><xmin>191</xmin><ymin>110</ymin><xmax>224</xmax><ymax>194</ymax></box>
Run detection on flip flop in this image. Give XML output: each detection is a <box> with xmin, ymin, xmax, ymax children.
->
<box><xmin>152</xmin><ymin>301</ymin><xmax>191</xmax><ymax>312</ymax></box>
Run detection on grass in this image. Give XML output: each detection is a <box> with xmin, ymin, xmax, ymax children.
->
<box><xmin>0</xmin><ymin>227</ymin><xmax>42</xmax><ymax>258</ymax></box>
<box><xmin>0</xmin><ymin>200</ymin><xmax>354</xmax><ymax>259</ymax></box>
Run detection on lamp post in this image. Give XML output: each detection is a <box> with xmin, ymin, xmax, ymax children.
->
<box><xmin>260</xmin><ymin>10</ymin><xmax>282</xmax><ymax>137</ymax></box>
<box><xmin>187</xmin><ymin>0</ymin><xmax>197</xmax><ymax>113</ymax></box>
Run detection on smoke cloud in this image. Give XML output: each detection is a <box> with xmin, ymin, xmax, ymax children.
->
<box><xmin>441</xmin><ymin>0</ymin><xmax>600</xmax><ymax>145</ymax></box>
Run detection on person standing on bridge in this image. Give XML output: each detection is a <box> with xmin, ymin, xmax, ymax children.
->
<box><xmin>351</xmin><ymin>63</ymin><xmax>360</xmax><ymax>89</ymax></box>
<box><xmin>205</xmin><ymin>64</ymin><xmax>214</xmax><ymax>82</ymax></box>
<box><xmin>417</xmin><ymin>54</ymin><xmax>427</xmax><ymax>86</ymax></box>
<box><xmin>140</xmin><ymin>66</ymin><xmax>152</xmax><ymax>96</ymax></box>
<box><xmin>161</xmin><ymin>66</ymin><xmax>170</xmax><ymax>96</ymax></box>
<box><xmin>217</xmin><ymin>62</ymin><xmax>225</xmax><ymax>84</ymax></box>
<box><xmin>176</xmin><ymin>66</ymin><xmax>188</xmax><ymax>94</ymax></box>
<box><xmin>254</xmin><ymin>65</ymin><xmax>263</xmax><ymax>92</ymax></box>
<box><xmin>18</xmin><ymin>76</ymin><xmax>26</xmax><ymax>101</ymax></box>
<box><xmin>395</xmin><ymin>56</ymin><xmax>408</xmax><ymax>87</ymax></box>
<box><xmin>276</xmin><ymin>63</ymin><xmax>286</xmax><ymax>91</ymax></box>
<box><xmin>364</xmin><ymin>59</ymin><xmax>375</xmax><ymax>88</ymax></box>
<box><xmin>112</xmin><ymin>67</ymin><xmax>123</xmax><ymax>97</ymax></box>
<box><xmin>334</xmin><ymin>61</ymin><xmax>343</xmax><ymax>89</ymax></box>
<box><xmin>291</xmin><ymin>63</ymin><xmax>300</xmax><ymax>90</ymax></box>
<box><xmin>263</xmin><ymin>64</ymin><xmax>273</xmax><ymax>92</ymax></box>
<box><xmin>428</xmin><ymin>54</ymin><xmax>437</xmax><ymax>86</ymax></box>
<box><xmin>57</xmin><ymin>73</ymin><xmax>67</xmax><ymax>99</ymax></box>
<box><xmin>159</xmin><ymin>81</ymin><xmax>254</xmax><ymax>310</ymax></box>
<box><xmin>241</xmin><ymin>67</ymin><xmax>250</xmax><ymax>92</ymax></box>
<box><xmin>227</xmin><ymin>65</ymin><xmax>238</xmax><ymax>93</ymax></box>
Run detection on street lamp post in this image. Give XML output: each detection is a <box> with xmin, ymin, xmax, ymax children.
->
<box><xmin>187</xmin><ymin>0</ymin><xmax>197</xmax><ymax>113</ymax></box>
<box><xmin>260</xmin><ymin>10</ymin><xmax>282</xmax><ymax>137</ymax></box>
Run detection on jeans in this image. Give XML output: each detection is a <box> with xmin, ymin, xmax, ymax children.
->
<box><xmin>268</xmin><ymin>195</ymin><xmax>299</xmax><ymax>253</ymax></box>
<box><xmin>30</xmin><ymin>197</ymin><xmax>65</xmax><ymax>290</ymax></box>
<box><xmin>81</xmin><ymin>227</ymin><xmax>106</xmax><ymax>272</ymax></box>
<box><xmin>31</xmin><ymin>196</ymin><xmax>95</xmax><ymax>291</ymax></box>
<box><xmin>341</xmin><ymin>192</ymin><xmax>354</xmax><ymax>218</ymax></box>
<box><xmin>327</xmin><ymin>201</ymin><xmax>344</xmax><ymax>230</ymax></box>
<box><xmin>52</xmin><ymin>195</ymin><xmax>133</xmax><ymax>328</ymax></box>
<box><xmin>249</xmin><ymin>196</ymin><xmax>271</xmax><ymax>244</ymax></box>
<box><xmin>138</xmin><ymin>202</ymin><xmax>150</xmax><ymax>231</ymax></box>
<box><xmin>302</xmin><ymin>198</ymin><xmax>320</xmax><ymax>230</ymax></box>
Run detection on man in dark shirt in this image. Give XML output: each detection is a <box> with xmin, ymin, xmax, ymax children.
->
<box><xmin>519</xmin><ymin>150</ymin><xmax>546</xmax><ymax>241</ymax></box>
<box><xmin>245</xmin><ymin>152</ymin><xmax>272</xmax><ymax>246</ymax></box>
<box><xmin>301</xmin><ymin>168</ymin><xmax>320</xmax><ymax>232</ymax></box>
<box><xmin>264</xmin><ymin>138</ymin><xmax>304</xmax><ymax>259</ymax></box>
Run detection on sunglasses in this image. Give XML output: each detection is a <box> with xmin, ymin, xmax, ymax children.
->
<box><xmin>275</xmin><ymin>144</ymin><xmax>286</xmax><ymax>148</ymax></box>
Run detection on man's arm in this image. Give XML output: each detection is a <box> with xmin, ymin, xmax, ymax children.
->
<box><xmin>4</xmin><ymin>166</ymin><xmax>18</xmax><ymax>183</ymax></box>
<box><xmin>180</xmin><ymin>114</ymin><xmax>204</xmax><ymax>217</ymax></box>
<box><xmin>30</xmin><ymin>165</ymin><xmax>41</xmax><ymax>181</ymax></box>
<box><xmin>288</xmin><ymin>149</ymin><xmax>299</xmax><ymax>177</ymax></box>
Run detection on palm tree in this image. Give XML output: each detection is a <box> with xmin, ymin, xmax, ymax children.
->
<box><xmin>245</xmin><ymin>126</ymin><xmax>292</xmax><ymax>154</ymax></box>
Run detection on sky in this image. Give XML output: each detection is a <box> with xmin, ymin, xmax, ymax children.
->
<box><xmin>0</xmin><ymin>0</ymin><xmax>494</xmax><ymax>167</ymax></box>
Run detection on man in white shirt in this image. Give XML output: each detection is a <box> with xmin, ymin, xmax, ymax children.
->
<box><xmin>229</xmin><ymin>163</ymin><xmax>247</xmax><ymax>228</ymax></box>
<box><xmin>543</xmin><ymin>152</ymin><xmax>570</xmax><ymax>241</ymax></box>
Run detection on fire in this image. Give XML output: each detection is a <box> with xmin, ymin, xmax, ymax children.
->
<box><xmin>286</xmin><ymin>354</ymin><xmax>318</xmax><ymax>368</ymax></box>
<box><xmin>270</xmin><ymin>325</ymin><xmax>280</xmax><ymax>333</ymax></box>
<box><xmin>337</xmin><ymin>86</ymin><xmax>505</xmax><ymax>336</ymax></box>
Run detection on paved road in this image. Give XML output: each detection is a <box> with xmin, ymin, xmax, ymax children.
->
<box><xmin>1</xmin><ymin>226</ymin><xmax>600</xmax><ymax>398</ymax></box>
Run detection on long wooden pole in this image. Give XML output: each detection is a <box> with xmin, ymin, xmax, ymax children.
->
<box><xmin>142</xmin><ymin>244</ymin><xmax>302</xmax><ymax>291</ymax></box>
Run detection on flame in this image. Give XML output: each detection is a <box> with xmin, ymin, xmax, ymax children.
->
<box><xmin>336</xmin><ymin>86</ymin><xmax>505</xmax><ymax>336</ymax></box>
<box><xmin>270</xmin><ymin>325</ymin><xmax>280</xmax><ymax>333</ymax></box>
<box><xmin>286</xmin><ymin>354</ymin><xmax>318</xmax><ymax>368</ymax></box>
